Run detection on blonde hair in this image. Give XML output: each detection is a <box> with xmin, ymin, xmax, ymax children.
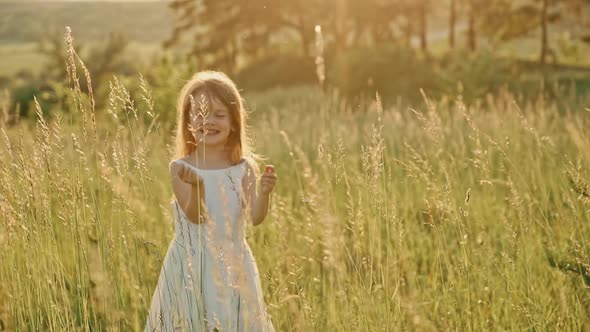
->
<box><xmin>174</xmin><ymin>71</ymin><xmax>260</xmax><ymax>169</ymax></box>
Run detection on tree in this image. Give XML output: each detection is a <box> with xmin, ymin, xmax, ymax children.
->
<box><xmin>164</xmin><ymin>0</ymin><xmax>450</xmax><ymax>71</ymax></box>
<box><xmin>165</xmin><ymin>0</ymin><xmax>279</xmax><ymax>73</ymax></box>
<box><xmin>467</xmin><ymin>0</ymin><xmax>477</xmax><ymax>51</ymax></box>
<box><xmin>393</xmin><ymin>0</ymin><xmax>430</xmax><ymax>55</ymax></box>
<box><xmin>418</xmin><ymin>0</ymin><xmax>429</xmax><ymax>54</ymax></box>
<box><xmin>479</xmin><ymin>0</ymin><xmax>585</xmax><ymax>64</ymax></box>
<box><xmin>449</xmin><ymin>0</ymin><xmax>457</xmax><ymax>48</ymax></box>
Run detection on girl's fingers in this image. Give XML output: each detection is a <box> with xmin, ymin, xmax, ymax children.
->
<box><xmin>177</xmin><ymin>164</ymin><xmax>202</xmax><ymax>184</ymax></box>
<box><xmin>260</xmin><ymin>165</ymin><xmax>277</xmax><ymax>190</ymax></box>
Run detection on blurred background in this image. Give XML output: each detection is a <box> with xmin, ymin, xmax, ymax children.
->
<box><xmin>2</xmin><ymin>0</ymin><xmax>590</xmax><ymax>126</ymax></box>
<box><xmin>1</xmin><ymin>1</ymin><xmax>590</xmax><ymax>331</ymax></box>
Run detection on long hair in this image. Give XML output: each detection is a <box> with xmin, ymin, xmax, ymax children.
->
<box><xmin>174</xmin><ymin>71</ymin><xmax>260</xmax><ymax>169</ymax></box>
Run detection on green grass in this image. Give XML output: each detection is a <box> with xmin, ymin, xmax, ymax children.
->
<box><xmin>0</xmin><ymin>41</ymin><xmax>166</xmax><ymax>77</ymax></box>
<box><xmin>0</xmin><ymin>42</ymin><xmax>46</xmax><ymax>77</ymax></box>
<box><xmin>0</xmin><ymin>66</ymin><xmax>589</xmax><ymax>331</ymax></box>
<box><xmin>0</xmin><ymin>1</ymin><xmax>172</xmax><ymax>44</ymax></box>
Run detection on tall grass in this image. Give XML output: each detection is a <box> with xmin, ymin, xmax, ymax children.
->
<box><xmin>1</xmin><ymin>31</ymin><xmax>589</xmax><ymax>331</ymax></box>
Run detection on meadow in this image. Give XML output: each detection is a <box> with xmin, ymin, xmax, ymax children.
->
<box><xmin>1</xmin><ymin>35</ymin><xmax>589</xmax><ymax>332</ymax></box>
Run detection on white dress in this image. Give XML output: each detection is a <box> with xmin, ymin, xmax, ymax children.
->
<box><xmin>145</xmin><ymin>158</ymin><xmax>275</xmax><ymax>332</ymax></box>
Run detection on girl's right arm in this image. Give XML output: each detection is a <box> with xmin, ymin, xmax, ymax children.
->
<box><xmin>169</xmin><ymin>161</ymin><xmax>206</xmax><ymax>224</ymax></box>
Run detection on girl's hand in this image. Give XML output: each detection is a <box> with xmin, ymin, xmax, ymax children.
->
<box><xmin>176</xmin><ymin>162</ymin><xmax>204</xmax><ymax>186</ymax></box>
<box><xmin>259</xmin><ymin>165</ymin><xmax>277</xmax><ymax>195</ymax></box>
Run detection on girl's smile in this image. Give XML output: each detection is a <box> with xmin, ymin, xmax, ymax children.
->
<box><xmin>190</xmin><ymin>95</ymin><xmax>233</xmax><ymax>148</ymax></box>
<box><xmin>199</xmin><ymin>129</ymin><xmax>220</xmax><ymax>135</ymax></box>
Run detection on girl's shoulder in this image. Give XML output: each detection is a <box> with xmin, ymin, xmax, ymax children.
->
<box><xmin>169</xmin><ymin>157</ymin><xmax>192</xmax><ymax>170</ymax></box>
<box><xmin>241</xmin><ymin>156</ymin><xmax>258</xmax><ymax>170</ymax></box>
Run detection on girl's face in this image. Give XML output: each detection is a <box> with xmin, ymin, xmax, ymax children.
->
<box><xmin>189</xmin><ymin>94</ymin><xmax>233</xmax><ymax>149</ymax></box>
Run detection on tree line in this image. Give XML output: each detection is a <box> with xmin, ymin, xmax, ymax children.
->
<box><xmin>164</xmin><ymin>0</ymin><xmax>590</xmax><ymax>74</ymax></box>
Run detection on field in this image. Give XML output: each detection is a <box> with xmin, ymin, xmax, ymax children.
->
<box><xmin>0</xmin><ymin>1</ymin><xmax>172</xmax><ymax>77</ymax></box>
<box><xmin>0</xmin><ymin>41</ymin><xmax>165</xmax><ymax>77</ymax></box>
<box><xmin>1</xmin><ymin>68</ymin><xmax>589</xmax><ymax>330</ymax></box>
<box><xmin>1</xmin><ymin>1</ymin><xmax>590</xmax><ymax>331</ymax></box>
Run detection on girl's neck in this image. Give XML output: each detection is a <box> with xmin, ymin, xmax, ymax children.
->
<box><xmin>189</xmin><ymin>147</ymin><xmax>231</xmax><ymax>166</ymax></box>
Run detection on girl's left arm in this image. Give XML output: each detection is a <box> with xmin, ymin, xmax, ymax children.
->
<box><xmin>243</xmin><ymin>161</ymin><xmax>277</xmax><ymax>226</ymax></box>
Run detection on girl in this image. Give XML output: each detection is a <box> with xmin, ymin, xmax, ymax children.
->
<box><xmin>145</xmin><ymin>71</ymin><xmax>277</xmax><ymax>332</ymax></box>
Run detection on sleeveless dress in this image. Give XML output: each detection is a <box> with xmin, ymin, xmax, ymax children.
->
<box><xmin>144</xmin><ymin>158</ymin><xmax>275</xmax><ymax>332</ymax></box>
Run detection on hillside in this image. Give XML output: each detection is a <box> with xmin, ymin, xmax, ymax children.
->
<box><xmin>0</xmin><ymin>1</ymin><xmax>173</xmax><ymax>43</ymax></box>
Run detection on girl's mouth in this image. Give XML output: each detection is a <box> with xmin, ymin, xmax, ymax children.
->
<box><xmin>200</xmin><ymin>129</ymin><xmax>220</xmax><ymax>135</ymax></box>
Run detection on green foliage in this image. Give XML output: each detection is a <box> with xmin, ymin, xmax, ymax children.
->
<box><xmin>0</xmin><ymin>2</ymin><xmax>172</xmax><ymax>43</ymax></box>
<box><xmin>0</xmin><ymin>31</ymin><xmax>142</xmax><ymax>122</ymax></box>
<box><xmin>141</xmin><ymin>55</ymin><xmax>196</xmax><ymax>129</ymax></box>
<box><xmin>235</xmin><ymin>55</ymin><xmax>316</xmax><ymax>92</ymax></box>
<box><xmin>327</xmin><ymin>45</ymin><xmax>442</xmax><ymax>102</ymax></box>
<box><xmin>324</xmin><ymin>45</ymin><xmax>590</xmax><ymax>105</ymax></box>
<box><xmin>439</xmin><ymin>49</ymin><xmax>517</xmax><ymax>100</ymax></box>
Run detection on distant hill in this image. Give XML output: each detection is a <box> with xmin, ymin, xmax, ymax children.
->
<box><xmin>0</xmin><ymin>1</ymin><xmax>173</xmax><ymax>43</ymax></box>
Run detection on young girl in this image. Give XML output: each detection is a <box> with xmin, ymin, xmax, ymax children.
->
<box><xmin>145</xmin><ymin>71</ymin><xmax>277</xmax><ymax>332</ymax></box>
